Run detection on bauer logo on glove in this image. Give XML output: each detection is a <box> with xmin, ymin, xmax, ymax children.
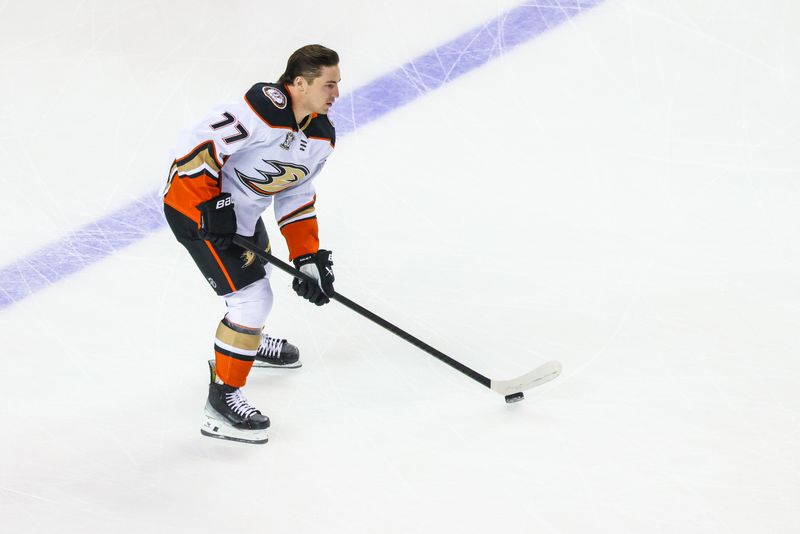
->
<box><xmin>197</xmin><ymin>193</ymin><xmax>237</xmax><ymax>250</ymax></box>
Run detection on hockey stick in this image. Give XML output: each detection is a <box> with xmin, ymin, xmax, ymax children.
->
<box><xmin>232</xmin><ymin>235</ymin><xmax>561</xmax><ymax>402</ymax></box>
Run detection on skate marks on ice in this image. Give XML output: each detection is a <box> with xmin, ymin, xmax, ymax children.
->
<box><xmin>0</xmin><ymin>0</ymin><xmax>605</xmax><ymax>310</ymax></box>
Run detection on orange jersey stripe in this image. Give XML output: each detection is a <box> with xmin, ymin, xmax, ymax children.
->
<box><xmin>280</xmin><ymin>217</ymin><xmax>319</xmax><ymax>260</ymax></box>
<box><xmin>164</xmin><ymin>140</ymin><xmax>224</xmax><ymax>221</ymax></box>
<box><xmin>164</xmin><ymin>173</ymin><xmax>219</xmax><ymax>223</ymax></box>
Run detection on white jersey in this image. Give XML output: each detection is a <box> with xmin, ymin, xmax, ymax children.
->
<box><xmin>164</xmin><ymin>83</ymin><xmax>335</xmax><ymax>259</ymax></box>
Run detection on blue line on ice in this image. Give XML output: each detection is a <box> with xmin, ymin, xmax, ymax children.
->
<box><xmin>0</xmin><ymin>0</ymin><xmax>603</xmax><ymax>310</ymax></box>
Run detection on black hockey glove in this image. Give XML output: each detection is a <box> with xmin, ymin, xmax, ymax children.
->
<box><xmin>197</xmin><ymin>193</ymin><xmax>237</xmax><ymax>250</ymax></box>
<box><xmin>292</xmin><ymin>250</ymin><xmax>335</xmax><ymax>306</ymax></box>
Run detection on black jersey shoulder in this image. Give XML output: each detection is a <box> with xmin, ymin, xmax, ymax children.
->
<box><xmin>244</xmin><ymin>83</ymin><xmax>296</xmax><ymax>130</ymax></box>
<box><xmin>304</xmin><ymin>114</ymin><xmax>336</xmax><ymax>147</ymax></box>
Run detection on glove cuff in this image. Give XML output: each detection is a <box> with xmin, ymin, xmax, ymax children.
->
<box><xmin>293</xmin><ymin>253</ymin><xmax>317</xmax><ymax>267</ymax></box>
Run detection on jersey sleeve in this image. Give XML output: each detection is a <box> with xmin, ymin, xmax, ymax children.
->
<box><xmin>273</xmin><ymin>178</ymin><xmax>319</xmax><ymax>260</ymax></box>
<box><xmin>163</xmin><ymin>100</ymin><xmax>263</xmax><ymax>223</ymax></box>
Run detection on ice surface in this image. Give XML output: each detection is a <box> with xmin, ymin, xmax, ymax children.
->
<box><xmin>1</xmin><ymin>1</ymin><xmax>799</xmax><ymax>533</ymax></box>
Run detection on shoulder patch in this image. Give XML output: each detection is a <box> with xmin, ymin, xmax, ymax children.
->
<box><xmin>245</xmin><ymin>83</ymin><xmax>296</xmax><ymax>130</ymax></box>
<box><xmin>262</xmin><ymin>86</ymin><xmax>287</xmax><ymax>109</ymax></box>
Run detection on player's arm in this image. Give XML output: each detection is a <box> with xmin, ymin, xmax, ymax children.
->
<box><xmin>273</xmin><ymin>179</ymin><xmax>334</xmax><ymax>305</ymax></box>
<box><xmin>274</xmin><ymin>179</ymin><xmax>319</xmax><ymax>261</ymax></box>
<box><xmin>163</xmin><ymin>101</ymin><xmax>259</xmax><ymax>217</ymax></box>
<box><xmin>163</xmin><ymin>101</ymin><xmax>260</xmax><ymax>247</ymax></box>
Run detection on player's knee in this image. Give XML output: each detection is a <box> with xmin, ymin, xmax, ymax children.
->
<box><xmin>224</xmin><ymin>277</ymin><xmax>273</xmax><ymax>328</ymax></box>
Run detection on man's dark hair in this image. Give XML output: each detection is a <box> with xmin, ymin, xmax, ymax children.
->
<box><xmin>278</xmin><ymin>45</ymin><xmax>339</xmax><ymax>86</ymax></box>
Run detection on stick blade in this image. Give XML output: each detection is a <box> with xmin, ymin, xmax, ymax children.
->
<box><xmin>490</xmin><ymin>360</ymin><xmax>562</xmax><ymax>396</ymax></box>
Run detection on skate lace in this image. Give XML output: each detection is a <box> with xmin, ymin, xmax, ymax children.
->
<box><xmin>258</xmin><ymin>334</ymin><xmax>285</xmax><ymax>358</ymax></box>
<box><xmin>225</xmin><ymin>389</ymin><xmax>259</xmax><ymax>419</ymax></box>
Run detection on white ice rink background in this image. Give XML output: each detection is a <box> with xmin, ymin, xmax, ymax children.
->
<box><xmin>1</xmin><ymin>1</ymin><xmax>799</xmax><ymax>532</ymax></box>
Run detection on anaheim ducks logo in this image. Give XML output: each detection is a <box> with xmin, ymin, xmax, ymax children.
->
<box><xmin>241</xmin><ymin>250</ymin><xmax>257</xmax><ymax>269</ymax></box>
<box><xmin>234</xmin><ymin>160</ymin><xmax>310</xmax><ymax>196</ymax></box>
<box><xmin>240</xmin><ymin>243</ymin><xmax>271</xmax><ymax>269</ymax></box>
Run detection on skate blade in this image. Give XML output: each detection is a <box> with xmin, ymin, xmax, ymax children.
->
<box><xmin>201</xmin><ymin>414</ymin><xmax>269</xmax><ymax>445</ymax></box>
<box><xmin>201</xmin><ymin>428</ymin><xmax>268</xmax><ymax>445</ymax></box>
<box><xmin>252</xmin><ymin>360</ymin><xmax>302</xmax><ymax>369</ymax></box>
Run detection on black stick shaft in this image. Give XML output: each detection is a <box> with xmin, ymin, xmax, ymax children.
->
<box><xmin>232</xmin><ymin>236</ymin><xmax>491</xmax><ymax>388</ymax></box>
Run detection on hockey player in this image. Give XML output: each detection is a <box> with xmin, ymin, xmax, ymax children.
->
<box><xmin>162</xmin><ymin>45</ymin><xmax>340</xmax><ymax>444</ymax></box>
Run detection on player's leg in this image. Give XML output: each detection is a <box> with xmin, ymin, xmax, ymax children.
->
<box><xmin>239</xmin><ymin>217</ymin><xmax>302</xmax><ymax>368</ymax></box>
<box><xmin>165</xmin><ymin>205</ymin><xmax>272</xmax><ymax>443</ymax></box>
<box><xmin>204</xmin><ymin>278</ymin><xmax>273</xmax><ymax>444</ymax></box>
<box><xmin>215</xmin><ymin>260</ymin><xmax>301</xmax><ymax>369</ymax></box>
<box><xmin>251</xmin><ymin>268</ymin><xmax>300</xmax><ymax>369</ymax></box>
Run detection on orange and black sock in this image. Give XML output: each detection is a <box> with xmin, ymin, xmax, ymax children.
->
<box><xmin>213</xmin><ymin>316</ymin><xmax>261</xmax><ymax>387</ymax></box>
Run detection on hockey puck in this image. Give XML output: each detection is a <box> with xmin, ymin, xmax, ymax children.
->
<box><xmin>505</xmin><ymin>392</ymin><xmax>524</xmax><ymax>404</ymax></box>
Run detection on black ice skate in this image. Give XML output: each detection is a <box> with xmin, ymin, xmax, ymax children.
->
<box><xmin>253</xmin><ymin>332</ymin><xmax>301</xmax><ymax>369</ymax></box>
<box><xmin>201</xmin><ymin>361</ymin><xmax>270</xmax><ymax>444</ymax></box>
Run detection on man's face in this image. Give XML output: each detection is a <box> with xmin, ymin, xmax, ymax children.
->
<box><xmin>303</xmin><ymin>65</ymin><xmax>340</xmax><ymax>114</ymax></box>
